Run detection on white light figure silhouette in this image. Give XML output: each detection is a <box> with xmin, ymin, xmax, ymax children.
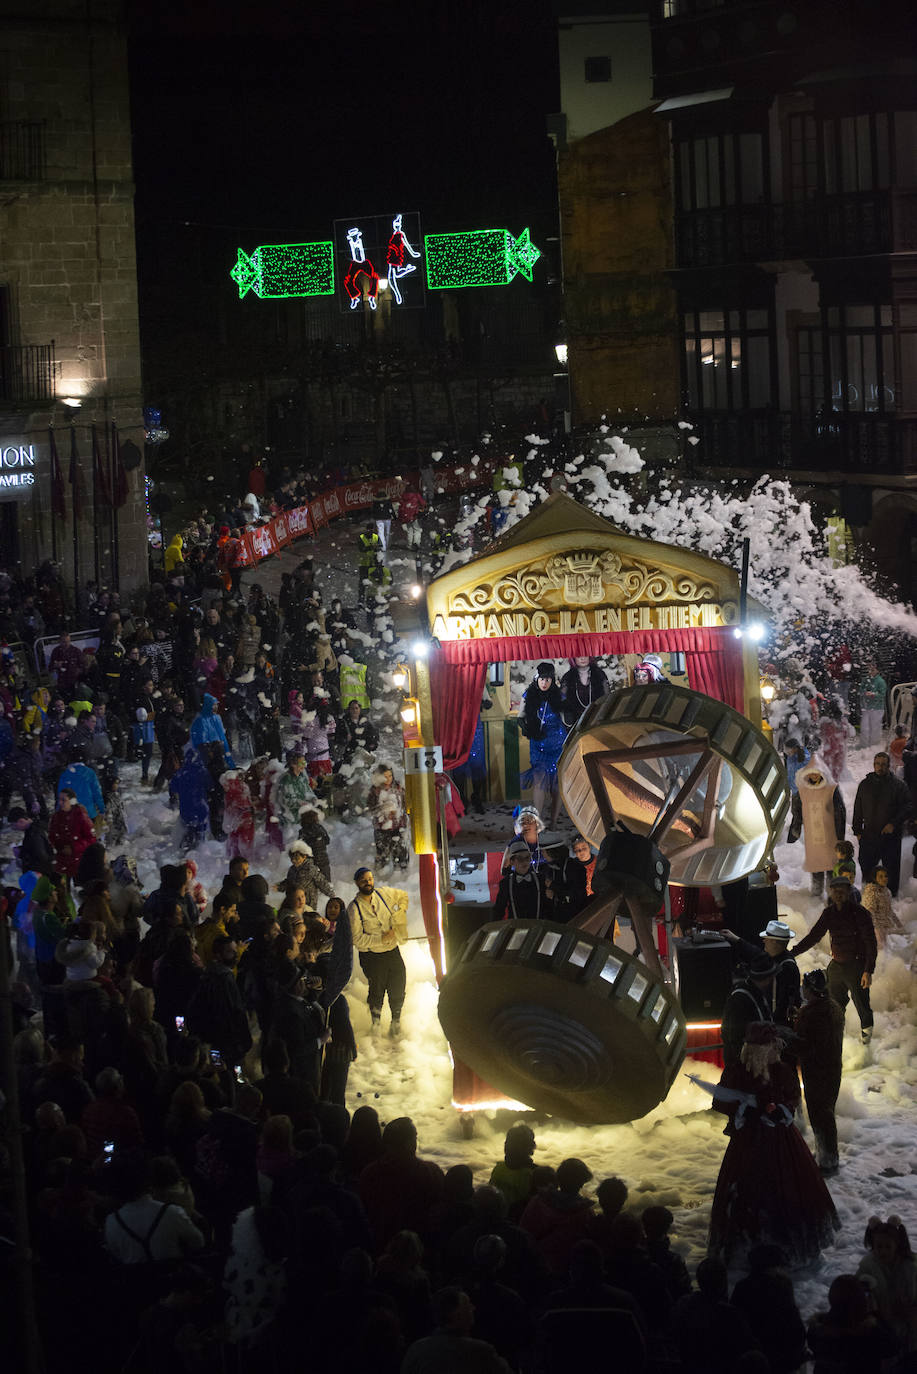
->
<box><xmin>385</xmin><ymin>213</ymin><xmax>420</xmax><ymax>305</ymax></box>
<box><xmin>344</xmin><ymin>227</ymin><xmax>379</xmax><ymax>310</ymax></box>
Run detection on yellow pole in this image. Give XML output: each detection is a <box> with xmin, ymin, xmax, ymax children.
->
<box><xmin>742</xmin><ymin>639</ymin><xmax>763</xmax><ymax>728</ymax></box>
<box><xmin>405</xmin><ymin>653</ymin><xmax>438</xmax><ymax>855</ymax></box>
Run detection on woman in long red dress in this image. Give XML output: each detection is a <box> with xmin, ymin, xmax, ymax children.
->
<box><xmin>48</xmin><ymin>787</ymin><xmax>95</xmax><ymax>881</ymax></box>
<box><xmin>708</xmin><ymin>1020</ymin><xmax>839</xmax><ymax>1267</ymax></box>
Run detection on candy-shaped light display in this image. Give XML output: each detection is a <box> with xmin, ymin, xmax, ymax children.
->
<box><xmin>231</xmin><ymin>242</ymin><xmax>335</xmax><ymax>299</ymax></box>
<box><xmin>424</xmin><ymin>227</ymin><xmax>541</xmax><ymax>290</ymax></box>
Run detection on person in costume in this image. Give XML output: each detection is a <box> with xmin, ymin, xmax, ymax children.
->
<box><xmin>520</xmin><ymin>663</ymin><xmax>567</xmax><ymax>826</ymax></box>
<box><xmin>560</xmin><ymin>656</ymin><xmax>609</xmax><ymax>726</ymax></box>
<box><xmin>706</xmin><ymin>1020</ymin><xmax>839</xmax><ymax>1267</ymax></box>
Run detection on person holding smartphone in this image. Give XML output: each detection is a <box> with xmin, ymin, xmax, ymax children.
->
<box><xmin>185</xmin><ymin>935</ymin><xmax>252</xmax><ymax>1078</ymax></box>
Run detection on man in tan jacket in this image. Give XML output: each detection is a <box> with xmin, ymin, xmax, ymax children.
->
<box><xmin>347</xmin><ymin>867</ymin><xmax>409</xmax><ymax>1036</ymax></box>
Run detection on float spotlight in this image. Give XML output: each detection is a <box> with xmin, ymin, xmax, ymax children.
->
<box><xmin>748</xmin><ymin>622</ymin><xmax>765</xmax><ymax>642</ymax></box>
<box><xmin>411</xmin><ymin>639</ymin><xmax>429</xmax><ymax>659</ymax></box>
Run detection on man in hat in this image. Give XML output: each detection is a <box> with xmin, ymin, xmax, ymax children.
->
<box><xmin>721</xmin><ymin>918</ymin><xmax>801</xmax><ymax>1027</ymax></box>
<box><xmin>720</xmin><ymin>952</ymin><xmax>776</xmax><ymax>1068</ymax></box>
<box><xmin>347</xmin><ymin>867</ymin><xmax>409</xmax><ymax>1036</ymax></box>
<box><xmin>790</xmin><ymin>874</ymin><xmax>877</xmax><ymax>1044</ymax></box>
<box><xmin>794</xmin><ymin>968</ymin><xmax>845</xmax><ymax>1175</ymax></box>
<box><xmin>493</xmin><ymin>840</ymin><xmax>553</xmax><ymax>922</ymax></box>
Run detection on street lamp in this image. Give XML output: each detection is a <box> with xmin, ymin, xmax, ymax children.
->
<box><xmin>554</xmin><ymin>342</ymin><xmax>568</xmax><ymax>366</ymax></box>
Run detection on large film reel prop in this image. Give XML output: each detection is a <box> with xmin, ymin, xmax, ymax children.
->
<box><xmin>559</xmin><ymin>683</ymin><xmax>790</xmax><ymax>888</ymax></box>
<box><xmin>438</xmin><ymin>920</ymin><xmax>686</xmax><ymax>1124</ymax></box>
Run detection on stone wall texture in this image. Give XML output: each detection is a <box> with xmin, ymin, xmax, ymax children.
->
<box><xmin>0</xmin><ymin>0</ymin><xmax>147</xmax><ymax>593</ymax></box>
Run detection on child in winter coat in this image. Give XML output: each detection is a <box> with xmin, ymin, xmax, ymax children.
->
<box><xmin>104</xmin><ymin>776</ymin><xmax>127</xmax><ymax>847</ymax></box>
<box><xmin>277</xmin><ymin>840</ymin><xmax>334</xmax><ymax>911</ymax></box>
<box><xmin>300</xmin><ymin>702</ymin><xmax>336</xmax><ymax>790</ymax></box>
<box><xmin>366</xmin><ymin>764</ymin><xmax>409</xmax><ymax>872</ymax></box>
<box><xmin>298</xmin><ymin>809</ymin><xmax>330</xmax><ymax>879</ymax></box>
<box><xmin>861</xmin><ymin>865</ymin><xmax>903</xmax><ymax>948</ymax></box>
<box><xmin>222</xmin><ymin>770</ymin><xmax>255</xmax><ymax>859</ymax></box>
<box><xmin>132</xmin><ymin>707</ymin><xmax>156</xmax><ymax>784</ymax></box>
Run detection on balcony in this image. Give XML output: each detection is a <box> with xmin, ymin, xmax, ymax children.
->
<box><xmin>0</xmin><ymin>344</ymin><xmax>56</xmax><ymax>407</ymax></box>
<box><xmin>675</xmin><ymin>190</ymin><xmax>917</xmax><ymax>269</ymax></box>
<box><xmin>688</xmin><ymin>410</ymin><xmax>917</xmax><ymax>475</ymax></box>
<box><xmin>0</xmin><ymin>121</ymin><xmax>46</xmax><ymax>181</ymax></box>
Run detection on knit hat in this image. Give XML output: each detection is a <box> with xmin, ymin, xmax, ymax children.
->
<box><xmin>535</xmin><ymin>662</ymin><xmax>555</xmax><ymax>679</ymax></box>
<box><xmin>288</xmin><ymin>840</ymin><xmax>311</xmax><ymax>857</ymax></box>
<box><xmin>828</xmin><ymin>874</ymin><xmax>851</xmax><ymax>888</ymax></box>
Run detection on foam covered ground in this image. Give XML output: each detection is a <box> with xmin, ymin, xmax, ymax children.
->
<box><xmin>119</xmin><ymin>728</ymin><xmax>917</xmax><ymax>1321</ymax></box>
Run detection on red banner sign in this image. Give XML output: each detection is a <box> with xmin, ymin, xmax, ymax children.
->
<box><xmin>236</xmin><ymin>456</ymin><xmax>503</xmax><ymax>568</ymax></box>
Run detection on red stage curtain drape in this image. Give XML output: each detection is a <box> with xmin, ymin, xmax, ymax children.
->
<box><xmin>430</xmin><ymin>656</ymin><xmax>488</xmax><ymax>769</ymax></box>
<box><xmin>433</xmin><ymin>627</ymin><xmax>744</xmax><ymax>771</ymax></box>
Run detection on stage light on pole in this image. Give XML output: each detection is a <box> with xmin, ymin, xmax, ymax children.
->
<box><xmin>411</xmin><ymin>638</ymin><xmax>429</xmax><ymax>659</ymax></box>
<box><xmin>747</xmin><ymin>622</ymin><xmax>765</xmax><ymax>642</ymax></box>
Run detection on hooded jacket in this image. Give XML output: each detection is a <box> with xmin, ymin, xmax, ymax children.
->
<box><xmin>169</xmin><ymin>749</ymin><xmax>212</xmax><ymax>828</ymax></box>
<box><xmin>190</xmin><ymin>694</ymin><xmax>233</xmax><ymax>763</ymax></box>
<box><xmin>57</xmin><ymin>762</ymin><xmax>104</xmax><ymax>819</ymax></box>
<box><xmin>164</xmin><ymin>534</ymin><xmax>184</xmax><ymax>573</ymax></box>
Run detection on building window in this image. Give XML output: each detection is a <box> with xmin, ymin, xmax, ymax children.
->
<box><xmin>683</xmin><ymin>307</ymin><xmax>773</xmax><ymax>411</ymax></box>
<box><xmin>825</xmin><ymin>304</ymin><xmax>894</xmax><ymax>412</ymax></box>
<box><xmin>823</xmin><ymin>114</ymin><xmax>891</xmax><ymax>194</ymax></box>
<box><xmin>786</xmin><ymin>113</ymin><xmax>818</xmax><ymax>201</ymax></box>
<box><xmin>676</xmin><ymin>131</ymin><xmax>765</xmax><ymax>210</ymax></box>
<box><xmin>584</xmin><ymin>55</ymin><xmax>611</xmax><ymax>83</ymax></box>
<box><xmin>795</xmin><ymin>324</ymin><xmax>825</xmax><ymax>414</ymax></box>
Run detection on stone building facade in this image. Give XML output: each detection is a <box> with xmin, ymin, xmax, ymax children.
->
<box><xmin>0</xmin><ymin>0</ymin><xmax>146</xmax><ymax>595</ymax></box>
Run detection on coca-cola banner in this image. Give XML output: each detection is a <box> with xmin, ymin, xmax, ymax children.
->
<box><xmin>238</xmin><ymin>455</ymin><xmax>502</xmax><ymax>568</ymax></box>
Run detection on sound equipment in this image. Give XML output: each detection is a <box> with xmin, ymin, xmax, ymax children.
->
<box><xmin>672</xmin><ymin>935</ymin><xmax>734</xmax><ymax>1022</ymax></box>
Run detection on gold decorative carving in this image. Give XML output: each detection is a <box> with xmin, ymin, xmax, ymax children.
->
<box><xmin>448</xmin><ymin>549</ymin><xmax>718</xmax><ymax>615</ymax></box>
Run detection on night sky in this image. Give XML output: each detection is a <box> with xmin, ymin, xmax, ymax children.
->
<box><xmin>128</xmin><ymin>0</ymin><xmax>560</xmax><ymax>241</ymax></box>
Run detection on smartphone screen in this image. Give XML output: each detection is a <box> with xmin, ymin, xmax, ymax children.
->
<box><xmin>210</xmin><ymin>1049</ymin><xmax>221</xmax><ymax>1065</ymax></box>
<box><xmin>175</xmin><ymin>1015</ymin><xmax>185</xmax><ymax>1032</ymax></box>
<box><xmin>234</xmin><ymin>1064</ymin><xmax>245</xmax><ymax>1084</ymax></box>
<box><xmin>104</xmin><ymin>1140</ymin><xmax>114</xmax><ymax>1157</ymax></box>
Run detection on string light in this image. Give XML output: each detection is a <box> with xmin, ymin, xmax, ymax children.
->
<box><xmin>231</xmin><ymin>242</ymin><xmax>335</xmax><ymax>299</ymax></box>
<box><xmin>425</xmin><ymin>227</ymin><xmax>541</xmax><ymax>290</ymax></box>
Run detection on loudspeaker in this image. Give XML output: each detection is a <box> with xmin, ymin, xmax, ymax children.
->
<box><xmin>735</xmin><ymin>884</ymin><xmax>779</xmax><ymax>945</ymax></box>
<box><xmin>444</xmin><ymin>902</ymin><xmax>494</xmax><ymax>969</ymax></box>
<box><xmin>672</xmin><ymin>936</ymin><xmax>734</xmax><ymax>1021</ymax></box>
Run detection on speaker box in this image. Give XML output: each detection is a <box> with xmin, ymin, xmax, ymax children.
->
<box><xmin>444</xmin><ymin>903</ymin><xmax>494</xmax><ymax>969</ymax></box>
<box><xmin>735</xmin><ymin>884</ymin><xmax>779</xmax><ymax>945</ymax></box>
<box><xmin>672</xmin><ymin>936</ymin><xmax>734</xmax><ymax>1021</ymax></box>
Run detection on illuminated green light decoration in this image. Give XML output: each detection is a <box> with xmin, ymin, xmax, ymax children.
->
<box><xmin>424</xmin><ymin>227</ymin><xmax>541</xmax><ymax>290</ymax></box>
<box><xmin>231</xmin><ymin>242</ymin><xmax>335</xmax><ymax>299</ymax></box>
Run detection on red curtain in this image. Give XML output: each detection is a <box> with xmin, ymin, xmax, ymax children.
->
<box><xmin>684</xmin><ymin>641</ymin><xmax>744</xmax><ymax>712</ymax></box>
<box><xmin>432</xmin><ymin>626</ymin><xmax>745</xmax><ymax>772</ymax></box>
<box><xmin>429</xmin><ymin>655</ymin><xmax>488</xmax><ymax>768</ymax></box>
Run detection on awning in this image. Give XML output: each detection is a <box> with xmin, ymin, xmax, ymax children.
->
<box><xmin>654</xmin><ymin>87</ymin><xmax>734</xmax><ymax>114</ymax></box>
